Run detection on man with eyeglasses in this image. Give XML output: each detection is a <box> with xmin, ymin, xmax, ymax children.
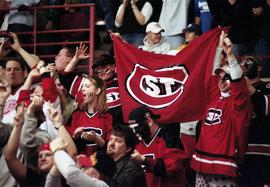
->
<box><xmin>190</xmin><ymin>32</ymin><xmax>252</xmax><ymax>186</ymax></box>
<box><xmin>93</xmin><ymin>53</ymin><xmax>124</xmax><ymax>125</ymax></box>
<box><xmin>240</xmin><ymin>55</ymin><xmax>270</xmax><ymax>94</ymax></box>
<box><xmin>239</xmin><ymin>55</ymin><xmax>270</xmax><ymax>186</ymax></box>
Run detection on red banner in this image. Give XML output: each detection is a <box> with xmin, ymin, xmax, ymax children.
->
<box><xmin>112</xmin><ymin>28</ymin><xmax>222</xmax><ymax>124</ymax></box>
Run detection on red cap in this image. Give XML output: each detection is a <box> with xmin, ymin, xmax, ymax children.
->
<box><xmin>38</xmin><ymin>143</ymin><xmax>51</xmax><ymax>152</ymax></box>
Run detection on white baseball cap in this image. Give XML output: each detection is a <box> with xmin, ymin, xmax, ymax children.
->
<box><xmin>146</xmin><ymin>22</ymin><xmax>164</xmax><ymax>33</ymax></box>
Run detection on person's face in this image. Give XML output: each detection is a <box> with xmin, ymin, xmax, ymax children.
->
<box><xmin>54</xmin><ymin>48</ymin><xmax>71</xmax><ymax>71</ymax></box>
<box><xmin>107</xmin><ymin>134</ymin><xmax>130</xmax><ymax>161</ymax></box>
<box><xmin>129</xmin><ymin>122</ymin><xmax>151</xmax><ymax>142</ymax></box>
<box><xmin>147</xmin><ymin>31</ymin><xmax>162</xmax><ymax>45</ymax></box>
<box><xmin>218</xmin><ymin>72</ymin><xmax>231</xmax><ymax>93</ymax></box>
<box><xmin>38</xmin><ymin>150</ymin><xmax>54</xmax><ymax>173</ymax></box>
<box><xmin>31</xmin><ymin>85</ymin><xmax>43</xmax><ymax>98</ymax></box>
<box><xmin>185</xmin><ymin>31</ymin><xmax>197</xmax><ymax>44</ymax></box>
<box><xmin>5</xmin><ymin>60</ymin><xmax>25</xmax><ymax>87</ymax></box>
<box><xmin>55</xmin><ymin>78</ymin><xmax>67</xmax><ymax>94</ymax></box>
<box><xmin>94</xmin><ymin>64</ymin><xmax>115</xmax><ymax>81</ymax></box>
<box><xmin>81</xmin><ymin>78</ymin><xmax>100</xmax><ymax>103</ymax></box>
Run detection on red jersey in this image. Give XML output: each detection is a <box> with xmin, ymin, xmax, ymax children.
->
<box><xmin>136</xmin><ymin>128</ymin><xmax>186</xmax><ymax>187</ymax></box>
<box><xmin>66</xmin><ymin>110</ymin><xmax>112</xmax><ymax>156</ymax></box>
<box><xmin>191</xmin><ymin>76</ymin><xmax>252</xmax><ymax>177</ymax></box>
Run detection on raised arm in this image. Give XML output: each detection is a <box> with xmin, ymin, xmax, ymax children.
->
<box><xmin>48</xmin><ymin>105</ymin><xmax>77</xmax><ymax>157</ymax></box>
<box><xmin>130</xmin><ymin>0</ymin><xmax>152</xmax><ymax>26</ymax></box>
<box><xmin>64</xmin><ymin>43</ymin><xmax>89</xmax><ymax>73</ymax></box>
<box><xmin>5</xmin><ymin>105</ymin><xmax>27</xmax><ymax>183</ymax></box>
<box><xmin>50</xmin><ymin>148</ymin><xmax>109</xmax><ymax>187</ymax></box>
<box><xmin>115</xmin><ymin>0</ymin><xmax>128</xmax><ymax>27</ymax></box>
<box><xmin>20</xmin><ymin>61</ymin><xmax>44</xmax><ymax>91</ymax></box>
<box><xmin>212</xmin><ymin>30</ymin><xmax>226</xmax><ymax>75</ymax></box>
<box><xmin>0</xmin><ymin>38</ymin><xmax>9</xmax><ymax>58</ymax></box>
<box><xmin>20</xmin><ymin>96</ymin><xmax>48</xmax><ymax>150</ymax></box>
<box><xmin>9</xmin><ymin>32</ymin><xmax>39</xmax><ymax>69</ymax></box>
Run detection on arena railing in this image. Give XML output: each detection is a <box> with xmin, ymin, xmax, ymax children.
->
<box><xmin>0</xmin><ymin>3</ymin><xmax>95</xmax><ymax>75</ymax></box>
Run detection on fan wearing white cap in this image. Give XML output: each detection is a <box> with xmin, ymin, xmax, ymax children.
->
<box><xmin>138</xmin><ymin>22</ymin><xmax>171</xmax><ymax>54</ymax></box>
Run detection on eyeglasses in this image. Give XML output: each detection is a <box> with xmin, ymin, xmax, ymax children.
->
<box><xmin>95</xmin><ymin>68</ymin><xmax>112</xmax><ymax>76</ymax></box>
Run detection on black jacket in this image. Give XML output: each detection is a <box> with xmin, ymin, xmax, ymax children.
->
<box><xmin>110</xmin><ymin>155</ymin><xmax>147</xmax><ymax>187</ymax></box>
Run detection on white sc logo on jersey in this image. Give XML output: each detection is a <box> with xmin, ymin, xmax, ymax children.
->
<box><xmin>205</xmin><ymin>108</ymin><xmax>222</xmax><ymax>125</ymax></box>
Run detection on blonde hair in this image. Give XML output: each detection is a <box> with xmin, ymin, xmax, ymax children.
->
<box><xmin>86</xmin><ymin>75</ymin><xmax>107</xmax><ymax>113</ymax></box>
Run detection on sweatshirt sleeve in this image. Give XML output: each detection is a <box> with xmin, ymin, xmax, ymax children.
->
<box><xmin>44</xmin><ymin>173</ymin><xmax>62</xmax><ymax>187</ymax></box>
<box><xmin>54</xmin><ymin>150</ymin><xmax>109</xmax><ymax>187</ymax></box>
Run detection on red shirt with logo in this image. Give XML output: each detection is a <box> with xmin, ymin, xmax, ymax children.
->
<box><xmin>66</xmin><ymin>110</ymin><xmax>112</xmax><ymax>156</ymax></box>
<box><xmin>136</xmin><ymin>128</ymin><xmax>187</xmax><ymax>187</ymax></box>
<box><xmin>191</xmin><ymin>76</ymin><xmax>252</xmax><ymax>177</ymax></box>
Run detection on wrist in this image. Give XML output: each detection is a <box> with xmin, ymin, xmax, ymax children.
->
<box><xmin>72</xmin><ymin>55</ymin><xmax>79</xmax><ymax>61</ymax></box>
<box><xmin>227</xmin><ymin>54</ymin><xmax>236</xmax><ymax>62</ymax></box>
<box><xmin>131</xmin><ymin>5</ymin><xmax>137</xmax><ymax>10</ymax></box>
<box><xmin>16</xmin><ymin>46</ymin><xmax>23</xmax><ymax>53</ymax></box>
<box><xmin>38</xmin><ymin>65</ymin><xmax>46</xmax><ymax>72</ymax></box>
<box><xmin>52</xmin><ymin>147</ymin><xmax>65</xmax><ymax>154</ymax></box>
<box><xmin>54</xmin><ymin>123</ymin><xmax>63</xmax><ymax>130</ymax></box>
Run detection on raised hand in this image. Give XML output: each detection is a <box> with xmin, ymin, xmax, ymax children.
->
<box><xmin>252</xmin><ymin>7</ymin><xmax>263</xmax><ymax>16</ymax></box>
<box><xmin>75</xmin><ymin>43</ymin><xmax>89</xmax><ymax>60</ymax></box>
<box><xmin>222</xmin><ymin>37</ymin><xmax>233</xmax><ymax>56</ymax></box>
<box><xmin>0</xmin><ymin>38</ymin><xmax>9</xmax><ymax>57</ymax></box>
<box><xmin>218</xmin><ymin>30</ymin><xmax>233</xmax><ymax>56</ymax></box>
<box><xmin>47</xmin><ymin>104</ymin><xmax>64</xmax><ymax>128</ymax></box>
<box><xmin>9</xmin><ymin>32</ymin><xmax>21</xmax><ymax>52</ymax></box>
<box><xmin>13</xmin><ymin>103</ymin><xmax>26</xmax><ymax>128</ymax></box>
<box><xmin>27</xmin><ymin>95</ymin><xmax>44</xmax><ymax>114</ymax></box>
<box><xmin>131</xmin><ymin>149</ymin><xmax>145</xmax><ymax>163</ymax></box>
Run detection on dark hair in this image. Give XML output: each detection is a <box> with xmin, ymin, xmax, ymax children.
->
<box><xmin>111</xmin><ymin>124</ymin><xmax>139</xmax><ymax>151</ymax></box>
<box><xmin>63</xmin><ymin>46</ymin><xmax>76</xmax><ymax>58</ymax></box>
<box><xmin>4</xmin><ymin>58</ymin><xmax>27</xmax><ymax>71</ymax></box>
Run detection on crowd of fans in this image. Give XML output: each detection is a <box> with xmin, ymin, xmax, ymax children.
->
<box><xmin>0</xmin><ymin>0</ymin><xmax>270</xmax><ymax>187</ymax></box>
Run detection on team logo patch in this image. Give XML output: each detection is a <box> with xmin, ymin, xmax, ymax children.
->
<box><xmin>83</xmin><ymin>127</ymin><xmax>103</xmax><ymax>146</ymax></box>
<box><xmin>126</xmin><ymin>64</ymin><xmax>189</xmax><ymax>108</ymax></box>
<box><xmin>106</xmin><ymin>87</ymin><xmax>121</xmax><ymax>108</ymax></box>
<box><xmin>205</xmin><ymin>108</ymin><xmax>222</xmax><ymax>125</ymax></box>
<box><xmin>83</xmin><ymin>127</ymin><xmax>103</xmax><ymax>136</ymax></box>
<box><xmin>3</xmin><ymin>99</ymin><xmax>17</xmax><ymax>114</ymax></box>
